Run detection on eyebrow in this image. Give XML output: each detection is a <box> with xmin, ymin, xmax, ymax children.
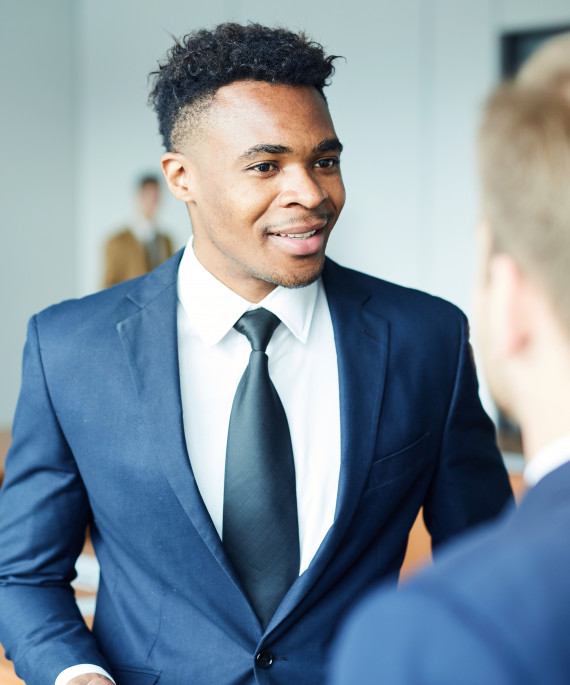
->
<box><xmin>239</xmin><ymin>144</ymin><xmax>293</xmax><ymax>159</ymax></box>
<box><xmin>314</xmin><ymin>138</ymin><xmax>343</xmax><ymax>154</ymax></box>
<box><xmin>238</xmin><ymin>137</ymin><xmax>343</xmax><ymax>160</ymax></box>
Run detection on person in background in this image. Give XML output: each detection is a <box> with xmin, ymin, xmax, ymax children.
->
<box><xmin>0</xmin><ymin>23</ymin><xmax>511</xmax><ymax>685</ymax></box>
<box><xmin>330</xmin><ymin>32</ymin><xmax>570</xmax><ymax>685</ymax></box>
<box><xmin>103</xmin><ymin>174</ymin><xmax>174</xmax><ymax>288</ymax></box>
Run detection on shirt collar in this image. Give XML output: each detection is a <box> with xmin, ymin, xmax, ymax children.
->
<box><xmin>177</xmin><ymin>240</ymin><xmax>319</xmax><ymax>347</ymax></box>
<box><xmin>524</xmin><ymin>432</ymin><xmax>570</xmax><ymax>487</ymax></box>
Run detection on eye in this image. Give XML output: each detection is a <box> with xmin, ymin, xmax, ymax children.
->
<box><xmin>250</xmin><ymin>162</ymin><xmax>278</xmax><ymax>173</ymax></box>
<box><xmin>315</xmin><ymin>157</ymin><xmax>340</xmax><ymax>170</ymax></box>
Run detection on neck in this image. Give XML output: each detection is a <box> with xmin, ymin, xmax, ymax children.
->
<box><xmin>515</xmin><ymin>351</ymin><xmax>570</xmax><ymax>462</ymax></box>
<box><xmin>520</xmin><ymin>411</ymin><xmax>570</xmax><ymax>463</ymax></box>
<box><xmin>192</xmin><ymin>242</ymin><xmax>277</xmax><ymax>304</ymax></box>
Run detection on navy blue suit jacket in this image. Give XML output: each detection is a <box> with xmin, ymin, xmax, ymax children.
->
<box><xmin>331</xmin><ymin>461</ymin><xmax>570</xmax><ymax>685</ymax></box>
<box><xmin>0</xmin><ymin>254</ymin><xmax>511</xmax><ymax>685</ymax></box>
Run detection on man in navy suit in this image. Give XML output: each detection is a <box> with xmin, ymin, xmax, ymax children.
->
<box><xmin>0</xmin><ymin>23</ymin><xmax>511</xmax><ymax>685</ymax></box>
<box><xmin>331</xmin><ymin>32</ymin><xmax>570</xmax><ymax>685</ymax></box>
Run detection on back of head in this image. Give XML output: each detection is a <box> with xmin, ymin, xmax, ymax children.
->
<box><xmin>479</xmin><ymin>40</ymin><xmax>570</xmax><ymax>336</ymax></box>
<box><xmin>479</xmin><ymin>86</ymin><xmax>570</xmax><ymax>333</ymax></box>
<box><xmin>149</xmin><ymin>23</ymin><xmax>339</xmax><ymax>151</ymax></box>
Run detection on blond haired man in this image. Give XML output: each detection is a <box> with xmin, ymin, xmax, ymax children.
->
<box><xmin>331</xmin><ymin>33</ymin><xmax>570</xmax><ymax>685</ymax></box>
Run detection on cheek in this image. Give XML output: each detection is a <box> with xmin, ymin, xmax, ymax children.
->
<box><xmin>473</xmin><ymin>274</ymin><xmax>486</xmax><ymax>333</ymax></box>
<box><xmin>477</xmin><ymin>282</ymin><xmax>510</xmax><ymax>381</ymax></box>
<box><xmin>198</xmin><ymin>186</ymin><xmax>244</xmax><ymax>235</ymax></box>
<box><xmin>328</xmin><ymin>176</ymin><xmax>346</xmax><ymax>210</ymax></box>
<box><xmin>211</xmin><ymin>178</ymin><xmax>273</xmax><ymax>224</ymax></box>
<box><xmin>474</xmin><ymin>280</ymin><xmax>499</xmax><ymax>372</ymax></box>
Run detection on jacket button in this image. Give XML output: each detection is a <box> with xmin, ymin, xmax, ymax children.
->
<box><xmin>256</xmin><ymin>651</ymin><xmax>274</xmax><ymax>669</ymax></box>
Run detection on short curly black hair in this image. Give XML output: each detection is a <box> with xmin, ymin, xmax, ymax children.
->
<box><xmin>149</xmin><ymin>23</ymin><xmax>340</xmax><ymax>150</ymax></box>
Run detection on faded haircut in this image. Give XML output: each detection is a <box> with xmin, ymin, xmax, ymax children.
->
<box><xmin>149</xmin><ymin>23</ymin><xmax>340</xmax><ymax>151</ymax></box>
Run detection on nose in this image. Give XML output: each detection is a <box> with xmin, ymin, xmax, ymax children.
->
<box><xmin>278</xmin><ymin>167</ymin><xmax>328</xmax><ymax>209</ymax></box>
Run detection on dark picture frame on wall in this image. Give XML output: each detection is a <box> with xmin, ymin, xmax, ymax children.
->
<box><xmin>501</xmin><ymin>25</ymin><xmax>570</xmax><ymax>78</ymax></box>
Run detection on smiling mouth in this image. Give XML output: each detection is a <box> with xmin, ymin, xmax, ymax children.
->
<box><xmin>277</xmin><ymin>229</ymin><xmax>318</xmax><ymax>239</ymax></box>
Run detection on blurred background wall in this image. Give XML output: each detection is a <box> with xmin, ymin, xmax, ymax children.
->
<box><xmin>1</xmin><ymin>0</ymin><xmax>570</xmax><ymax>427</ymax></box>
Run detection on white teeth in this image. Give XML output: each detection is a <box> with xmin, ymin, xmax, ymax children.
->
<box><xmin>277</xmin><ymin>230</ymin><xmax>317</xmax><ymax>239</ymax></box>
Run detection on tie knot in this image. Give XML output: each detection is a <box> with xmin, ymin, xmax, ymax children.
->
<box><xmin>234</xmin><ymin>308</ymin><xmax>281</xmax><ymax>352</ymax></box>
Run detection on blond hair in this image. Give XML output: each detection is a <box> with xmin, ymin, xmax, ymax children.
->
<box><xmin>479</xmin><ymin>83</ymin><xmax>570</xmax><ymax>332</ymax></box>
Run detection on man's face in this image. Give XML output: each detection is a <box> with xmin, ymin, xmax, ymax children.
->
<box><xmin>178</xmin><ymin>81</ymin><xmax>345</xmax><ymax>301</ymax></box>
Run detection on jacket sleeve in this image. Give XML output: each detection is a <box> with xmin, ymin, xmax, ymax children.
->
<box><xmin>0</xmin><ymin>316</ymin><xmax>111</xmax><ymax>685</ymax></box>
<box><xmin>423</xmin><ymin>313</ymin><xmax>513</xmax><ymax>549</ymax></box>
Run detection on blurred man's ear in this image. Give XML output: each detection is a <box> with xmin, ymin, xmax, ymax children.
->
<box><xmin>488</xmin><ymin>253</ymin><xmax>532</xmax><ymax>359</ymax></box>
<box><xmin>161</xmin><ymin>152</ymin><xmax>195</xmax><ymax>203</ymax></box>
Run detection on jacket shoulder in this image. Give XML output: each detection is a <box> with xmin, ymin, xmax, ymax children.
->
<box><xmin>35</xmin><ymin>250</ymin><xmax>182</xmax><ymax>338</ymax></box>
<box><xmin>324</xmin><ymin>259</ymin><xmax>466</xmax><ymax>328</ymax></box>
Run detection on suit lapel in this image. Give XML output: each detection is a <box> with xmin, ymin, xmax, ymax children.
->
<box><xmin>267</xmin><ymin>258</ymin><xmax>389</xmax><ymax>632</ymax></box>
<box><xmin>329</xmin><ymin>267</ymin><xmax>390</xmax><ymax>524</ymax></box>
<box><xmin>117</xmin><ymin>255</ymin><xmax>390</xmax><ymax>634</ymax></box>
<box><xmin>116</xmin><ymin>254</ymin><xmax>238</xmax><ymax>583</ymax></box>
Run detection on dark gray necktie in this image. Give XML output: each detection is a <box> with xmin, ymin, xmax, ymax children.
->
<box><xmin>223</xmin><ymin>308</ymin><xmax>300</xmax><ymax>629</ymax></box>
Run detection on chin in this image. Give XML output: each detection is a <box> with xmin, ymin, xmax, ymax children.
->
<box><xmin>253</xmin><ymin>254</ymin><xmax>326</xmax><ymax>290</ymax></box>
<box><xmin>267</xmin><ymin>265</ymin><xmax>325</xmax><ymax>290</ymax></box>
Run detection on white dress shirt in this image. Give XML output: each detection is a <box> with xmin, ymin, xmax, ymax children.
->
<box><xmin>524</xmin><ymin>433</ymin><xmax>570</xmax><ymax>487</ymax></box>
<box><xmin>177</xmin><ymin>244</ymin><xmax>341</xmax><ymax>573</ymax></box>
<box><xmin>57</xmin><ymin>243</ymin><xmax>341</xmax><ymax>685</ymax></box>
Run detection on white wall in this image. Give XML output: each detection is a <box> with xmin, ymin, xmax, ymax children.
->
<box><xmin>2</xmin><ymin>0</ymin><xmax>570</xmax><ymax>426</ymax></box>
<box><xmin>75</xmin><ymin>0</ymin><xmax>235</xmax><ymax>293</ymax></box>
<box><xmin>0</xmin><ymin>0</ymin><xmax>75</xmax><ymax>426</ymax></box>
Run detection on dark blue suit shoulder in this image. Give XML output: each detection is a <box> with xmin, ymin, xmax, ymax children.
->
<box><xmin>323</xmin><ymin>259</ymin><xmax>467</xmax><ymax>356</ymax></box>
<box><xmin>33</xmin><ymin>282</ymin><xmax>139</xmax><ymax>349</ymax></box>
<box><xmin>324</xmin><ymin>258</ymin><xmax>464</xmax><ymax>322</ymax></box>
<box><xmin>34</xmin><ymin>250</ymin><xmax>182</xmax><ymax>339</ymax></box>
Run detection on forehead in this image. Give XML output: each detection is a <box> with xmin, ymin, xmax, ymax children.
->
<box><xmin>198</xmin><ymin>81</ymin><xmax>336</xmax><ymax>151</ymax></box>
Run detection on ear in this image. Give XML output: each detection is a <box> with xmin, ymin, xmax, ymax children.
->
<box><xmin>488</xmin><ymin>253</ymin><xmax>531</xmax><ymax>358</ymax></box>
<box><xmin>161</xmin><ymin>152</ymin><xmax>195</xmax><ymax>202</ymax></box>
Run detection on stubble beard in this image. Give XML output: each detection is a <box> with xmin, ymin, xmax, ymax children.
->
<box><xmin>249</xmin><ymin>253</ymin><xmax>327</xmax><ymax>290</ymax></box>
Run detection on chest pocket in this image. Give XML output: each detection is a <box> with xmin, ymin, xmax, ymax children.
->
<box><xmin>364</xmin><ymin>432</ymin><xmax>431</xmax><ymax>491</ymax></box>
